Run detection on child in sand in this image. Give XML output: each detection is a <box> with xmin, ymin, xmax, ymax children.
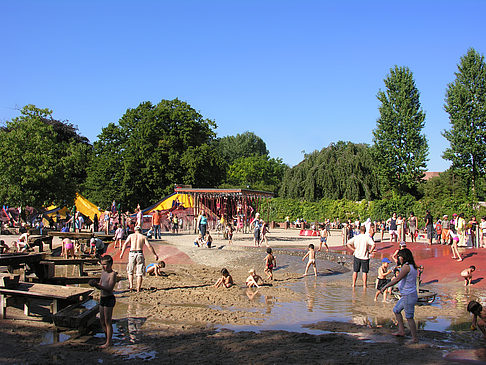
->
<box><xmin>467</xmin><ymin>301</ymin><xmax>486</xmax><ymax>338</ymax></box>
<box><xmin>264</xmin><ymin>247</ymin><xmax>276</xmax><ymax>280</ymax></box>
<box><xmin>213</xmin><ymin>268</ymin><xmax>233</xmax><ymax>288</ymax></box>
<box><xmin>374</xmin><ymin>258</ymin><xmax>393</xmax><ymax>302</ymax></box>
<box><xmin>461</xmin><ymin>266</ymin><xmax>476</xmax><ymax>286</ymax></box>
<box><xmin>0</xmin><ymin>240</ymin><xmax>10</xmax><ymax>254</ymax></box>
<box><xmin>246</xmin><ymin>269</ymin><xmax>263</xmax><ymax>288</ymax></box>
<box><xmin>89</xmin><ymin>255</ymin><xmax>117</xmax><ymax>348</ymax></box>
<box><xmin>146</xmin><ymin>260</ymin><xmax>166</xmax><ymax>276</ymax></box>
<box><xmin>318</xmin><ymin>224</ymin><xmax>329</xmax><ymax>252</ymax></box>
<box><xmin>194</xmin><ymin>234</ymin><xmax>204</xmax><ymax>247</ymax></box>
<box><xmin>303</xmin><ymin>244</ymin><xmax>317</xmax><ymax>277</ymax></box>
<box><xmin>61</xmin><ymin>238</ymin><xmax>75</xmax><ymax>259</ymax></box>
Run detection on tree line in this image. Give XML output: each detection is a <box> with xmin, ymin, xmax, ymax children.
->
<box><xmin>0</xmin><ymin>48</ymin><xmax>484</xmax><ymax>213</ymax></box>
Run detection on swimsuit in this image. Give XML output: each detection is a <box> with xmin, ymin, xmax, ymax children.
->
<box><xmin>100</xmin><ymin>295</ymin><xmax>116</xmax><ymax>307</ymax></box>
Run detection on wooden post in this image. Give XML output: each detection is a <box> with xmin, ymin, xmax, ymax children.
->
<box><xmin>0</xmin><ymin>294</ymin><xmax>6</xmax><ymax>319</ymax></box>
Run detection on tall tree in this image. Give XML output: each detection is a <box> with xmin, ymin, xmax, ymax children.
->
<box><xmin>372</xmin><ymin>66</ymin><xmax>428</xmax><ymax>196</ymax></box>
<box><xmin>84</xmin><ymin>99</ymin><xmax>225</xmax><ymax>209</ymax></box>
<box><xmin>0</xmin><ymin>105</ymin><xmax>91</xmax><ymax>209</ymax></box>
<box><xmin>279</xmin><ymin>141</ymin><xmax>380</xmax><ymax>201</ymax></box>
<box><xmin>214</xmin><ymin>131</ymin><xmax>269</xmax><ymax>165</ymax></box>
<box><xmin>443</xmin><ymin>48</ymin><xmax>486</xmax><ymax>195</ymax></box>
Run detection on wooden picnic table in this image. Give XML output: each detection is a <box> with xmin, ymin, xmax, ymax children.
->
<box><xmin>28</xmin><ymin>235</ymin><xmax>53</xmax><ymax>252</ymax></box>
<box><xmin>47</xmin><ymin>231</ymin><xmax>113</xmax><ymax>241</ymax></box>
<box><xmin>0</xmin><ymin>253</ymin><xmax>46</xmax><ymax>273</ymax></box>
<box><xmin>40</xmin><ymin>257</ymin><xmax>100</xmax><ymax>276</ymax></box>
<box><xmin>0</xmin><ymin>282</ymin><xmax>93</xmax><ymax>319</ymax></box>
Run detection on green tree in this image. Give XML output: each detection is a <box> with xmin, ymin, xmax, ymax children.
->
<box><xmin>214</xmin><ymin>131</ymin><xmax>268</xmax><ymax>165</ymax></box>
<box><xmin>223</xmin><ymin>155</ymin><xmax>288</xmax><ymax>194</ymax></box>
<box><xmin>443</xmin><ymin>48</ymin><xmax>486</xmax><ymax>195</ymax></box>
<box><xmin>0</xmin><ymin>105</ymin><xmax>91</xmax><ymax>208</ymax></box>
<box><xmin>279</xmin><ymin>141</ymin><xmax>380</xmax><ymax>201</ymax></box>
<box><xmin>372</xmin><ymin>66</ymin><xmax>428</xmax><ymax>197</ymax></box>
<box><xmin>84</xmin><ymin>99</ymin><xmax>224</xmax><ymax>209</ymax></box>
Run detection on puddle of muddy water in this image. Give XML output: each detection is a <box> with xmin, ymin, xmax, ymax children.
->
<box><xmin>40</xmin><ymin>331</ymin><xmax>71</xmax><ymax>345</ymax></box>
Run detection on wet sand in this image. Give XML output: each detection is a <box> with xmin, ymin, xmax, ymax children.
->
<box><xmin>1</xmin><ymin>229</ymin><xmax>485</xmax><ymax>364</ymax></box>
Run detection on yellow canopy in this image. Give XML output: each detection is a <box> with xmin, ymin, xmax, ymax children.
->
<box><xmin>45</xmin><ymin>194</ymin><xmax>102</xmax><ymax>220</ymax></box>
<box><xmin>146</xmin><ymin>193</ymin><xmax>193</xmax><ymax>213</ymax></box>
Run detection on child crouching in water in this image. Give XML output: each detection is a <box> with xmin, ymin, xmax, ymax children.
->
<box><xmin>89</xmin><ymin>255</ymin><xmax>117</xmax><ymax>348</ymax></box>
<box><xmin>303</xmin><ymin>244</ymin><xmax>317</xmax><ymax>277</ymax></box>
<box><xmin>213</xmin><ymin>268</ymin><xmax>233</xmax><ymax>288</ymax></box>
<box><xmin>246</xmin><ymin>268</ymin><xmax>263</xmax><ymax>288</ymax></box>
<box><xmin>461</xmin><ymin>266</ymin><xmax>476</xmax><ymax>286</ymax></box>
<box><xmin>467</xmin><ymin>300</ymin><xmax>486</xmax><ymax>338</ymax></box>
<box><xmin>146</xmin><ymin>260</ymin><xmax>166</xmax><ymax>276</ymax></box>
<box><xmin>374</xmin><ymin>258</ymin><xmax>393</xmax><ymax>302</ymax></box>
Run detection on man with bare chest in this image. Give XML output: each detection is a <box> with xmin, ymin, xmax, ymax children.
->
<box><xmin>120</xmin><ymin>226</ymin><xmax>158</xmax><ymax>292</ymax></box>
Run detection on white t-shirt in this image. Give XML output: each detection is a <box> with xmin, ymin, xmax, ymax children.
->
<box><xmin>348</xmin><ymin>233</ymin><xmax>375</xmax><ymax>260</ymax></box>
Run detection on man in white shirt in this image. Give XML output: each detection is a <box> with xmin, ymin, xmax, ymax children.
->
<box><xmin>346</xmin><ymin>225</ymin><xmax>376</xmax><ymax>288</ymax></box>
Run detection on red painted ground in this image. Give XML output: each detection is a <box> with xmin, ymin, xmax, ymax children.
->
<box><xmin>105</xmin><ymin>242</ymin><xmax>193</xmax><ymax>266</ymax></box>
<box><xmin>332</xmin><ymin>241</ymin><xmax>486</xmax><ymax>289</ymax></box>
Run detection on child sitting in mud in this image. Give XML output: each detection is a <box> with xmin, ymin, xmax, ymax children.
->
<box><xmin>146</xmin><ymin>260</ymin><xmax>166</xmax><ymax>276</ymax></box>
<box><xmin>246</xmin><ymin>268</ymin><xmax>263</xmax><ymax>288</ymax></box>
<box><xmin>467</xmin><ymin>301</ymin><xmax>486</xmax><ymax>338</ymax></box>
<box><xmin>461</xmin><ymin>266</ymin><xmax>476</xmax><ymax>286</ymax></box>
<box><xmin>194</xmin><ymin>234</ymin><xmax>204</xmax><ymax>247</ymax></box>
<box><xmin>303</xmin><ymin>244</ymin><xmax>317</xmax><ymax>277</ymax></box>
<box><xmin>213</xmin><ymin>268</ymin><xmax>233</xmax><ymax>288</ymax></box>
<box><xmin>205</xmin><ymin>232</ymin><xmax>213</xmax><ymax>248</ymax></box>
<box><xmin>264</xmin><ymin>247</ymin><xmax>276</xmax><ymax>280</ymax></box>
<box><xmin>374</xmin><ymin>258</ymin><xmax>393</xmax><ymax>302</ymax></box>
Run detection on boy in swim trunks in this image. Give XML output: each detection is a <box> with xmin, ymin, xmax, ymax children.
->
<box><xmin>303</xmin><ymin>244</ymin><xmax>317</xmax><ymax>277</ymax></box>
<box><xmin>264</xmin><ymin>247</ymin><xmax>276</xmax><ymax>280</ymax></box>
<box><xmin>374</xmin><ymin>258</ymin><xmax>393</xmax><ymax>302</ymax></box>
<box><xmin>318</xmin><ymin>224</ymin><xmax>329</xmax><ymax>252</ymax></box>
<box><xmin>467</xmin><ymin>301</ymin><xmax>486</xmax><ymax>338</ymax></box>
<box><xmin>461</xmin><ymin>266</ymin><xmax>476</xmax><ymax>286</ymax></box>
<box><xmin>89</xmin><ymin>255</ymin><xmax>117</xmax><ymax>348</ymax></box>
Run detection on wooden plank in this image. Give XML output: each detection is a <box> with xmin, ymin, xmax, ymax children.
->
<box><xmin>41</xmin><ymin>258</ymin><xmax>99</xmax><ymax>265</ymax></box>
<box><xmin>48</xmin><ymin>231</ymin><xmax>113</xmax><ymax>241</ymax></box>
<box><xmin>0</xmin><ymin>282</ymin><xmax>92</xmax><ymax>300</ymax></box>
<box><xmin>0</xmin><ymin>253</ymin><xmax>45</xmax><ymax>267</ymax></box>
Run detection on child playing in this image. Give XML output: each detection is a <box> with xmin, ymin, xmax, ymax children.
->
<box><xmin>205</xmin><ymin>231</ymin><xmax>213</xmax><ymax>248</ymax></box>
<box><xmin>264</xmin><ymin>247</ymin><xmax>276</xmax><ymax>280</ymax></box>
<box><xmin>461</xmin><ymin>266</ymin><xmax>476</xmax><ymax>286</ymax></box>
<box><xmin>213</xmin><ymin>268</ymin><xmax>233</xmax><ymax>288</ymax></box>
<box><xmin>113</xmin><ymin>224</ymin><xmax>124</xmax><ymax>249</ymax></box>
<box><xmin>467</xmin><ymin>300</ymin><xmax>486</xmax><ymax>338</ymax></box>
<box><xmin>374</xmin><ymin>258</ymin><xmax>393</xmax><ymax>302</ymax></box>
<box><xmin>89</xmin><ymin>255</ymin><xmax>117</xmax><ymax>348</ymax></box>
<box><xmin>318</xmin><ymin>224</ymin><xmax>329</xmax><ymax>251</ymax></box>
<box><xmin>246</xmin><ymin>268</ymin><xmax>263</xmax><ymax>288</ymax></box>
<box><xmin>225</xmin><ymin>223</ymin><xmax>234</xmax><ymax>244</ymax></box>
<box><xmin>481</xmin><ymin>217</ymin><xmax>486</xmax><ymax>248</ymax></box>
<box><xmin>303</xmin><ymin>244</ymin><xmax>317</xmax><ymax>277</ymax></box>
<box><xmin>61</xmin><ymin>238</ymin><xmax>75</xmax><ymax>259</ymax></box>
<box><xmin>146</xmin><ymin>260</ymin><xmax>166</xmax><ymax>276</ymax></box>
<box><xmin>260</xmin><ymin>221</ymin><xmax>270</xmax><ymax>246</ymax></box>
<box><xmin>194</xmin><ymin>234</ymin><xmax>204</xmax><ymax>247</ymax></box>
<box><xmin>0</xmin><ymin>239</ymin><xmax>10</xmax><ymax>254</ymax></box>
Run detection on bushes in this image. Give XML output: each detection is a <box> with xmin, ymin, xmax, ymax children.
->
<box><xmin>260</xmin><ymin>196</ymin><xmax>485</xmax><ymax>223</ymax></box>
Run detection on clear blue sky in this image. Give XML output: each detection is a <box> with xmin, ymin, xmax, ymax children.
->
<box><xmin>2</xmin><ymin>0</ymin><xmax>485</xmax><ymax>171</ymax></box>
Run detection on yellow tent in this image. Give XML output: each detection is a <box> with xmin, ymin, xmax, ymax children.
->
<box><xmin>145</xmin><ymin>193</ymin><xmax>193</xmax><ymax>213</ymax></box>
<box><xmin>45</xmin><ymin>194</ymin><xmax>102</xmax><ymax>220</ymax></box>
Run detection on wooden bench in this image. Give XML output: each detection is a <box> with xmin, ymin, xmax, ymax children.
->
<box><xmin>0</xmin><ymin>282</ymin><xmax>92</xmax><ymax>319</ymax></box>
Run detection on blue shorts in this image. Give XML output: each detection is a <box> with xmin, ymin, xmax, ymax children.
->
<box><xmin>393</xmin><ymin>293</ymin><xmax>418</xmax><ymax>319</ymax></box>
<box><xmin>320</xmin><ymin>237</ymin><xmax>327</xmax><ymax>243</ymax></box>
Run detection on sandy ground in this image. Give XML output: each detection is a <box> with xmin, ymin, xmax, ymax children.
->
<box><xmin>0</xmin><ymin>228</ymin><xmax>484</xmax><ymax>364</ymax></box>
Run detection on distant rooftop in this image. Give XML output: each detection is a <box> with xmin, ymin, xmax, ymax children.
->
<box><xmin>423</xmin><ymin>171</ymin><xmax>441</xmax><ymax>181</ymax></box>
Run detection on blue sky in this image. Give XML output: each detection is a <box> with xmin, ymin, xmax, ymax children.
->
<box><xmin>2</xmin><ymin>0</ymin><xmax>485</xmax><ymax>171</ymax></box>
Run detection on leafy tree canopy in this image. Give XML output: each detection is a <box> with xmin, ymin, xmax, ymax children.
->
<box><xmin>279</xmin><ymin>141</ymin><xmax>380</xmax><ymax>201</ymax></box>
<box><xmin>214</xmin><ymin>131</ymin><xmax>269</xmax><ymax>165</ymax></box>
<box><xmin>222</xmin><ymin>155</ymin><xmax>288</xmax><ymax>194</ymax></box>
<box><xmin>84</xmin><ymin>99</ymin><xmax>225</xmax><ymax>209</ymax></box>
<box><xmin>443</xmin><ymin>48</ymin><xmax>486</xmax><ymax>195</ymax></box>
<box><xmin>372</xmin><ymin>66</ymin><xmax>428</xmax><ymax>197</ymax></box>
<box><xmin>0</xmin><ymin>104</ymin><xmax>91</xmax><ymax>209</ymax></box>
